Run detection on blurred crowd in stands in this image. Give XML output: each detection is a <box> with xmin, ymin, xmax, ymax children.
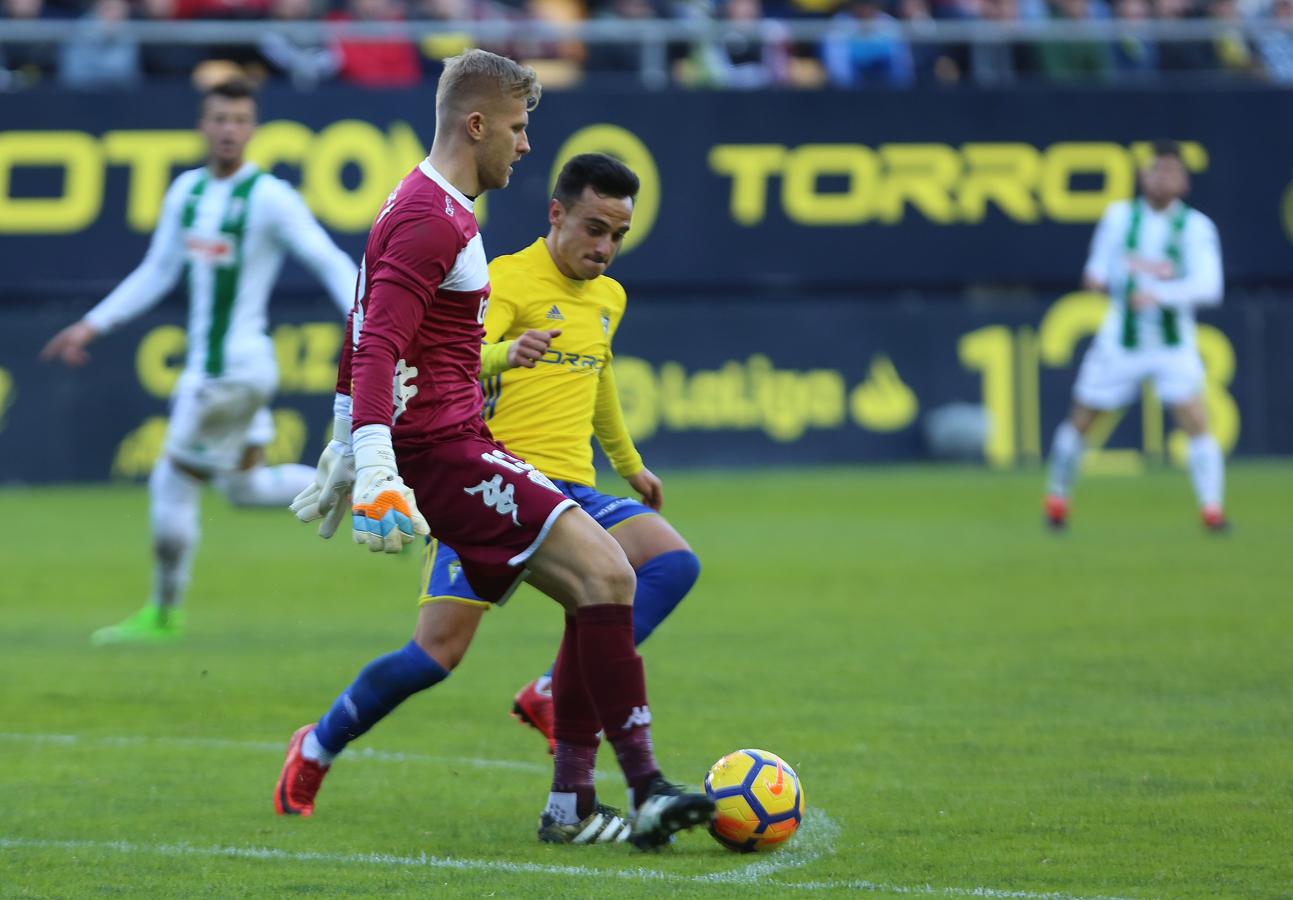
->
<box><xmin>2</xmin><ymin>0</ymin><xmax>1291</xmax><ymax>90</ymax></box>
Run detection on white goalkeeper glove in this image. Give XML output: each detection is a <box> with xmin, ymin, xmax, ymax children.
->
<box><xmin>350</xmin><ymin>424</ymin><xmax>429</xmax><ymax>554</ymax></box>
<box><xmin>289</xmin><ymin>398</ymin><xmax>356</xmax><ymax>539</ymax></box>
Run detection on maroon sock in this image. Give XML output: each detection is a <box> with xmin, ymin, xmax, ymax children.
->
<box><xmin>551</xmin><ymin>615</ymin><xmax>600</xmax><ymax>818</ymax></box>
<box><xmin>575</xmin><ymin>604</ymin><xmax>660</xmax><ymax>793</ymax></box>
<box><xmin>616</xmin><ymin>729</ymin><xmax>661</xmax><ymax>809</ymax></box>
<box><xmin>551</xmin><ymin>742</ymin><xmax>598</xmax><ymax>819</ymax></box>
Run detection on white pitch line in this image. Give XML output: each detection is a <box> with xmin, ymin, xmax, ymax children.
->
<box><xmin>0</xmin><ymin>837</ymin><xmax>675</xmax><ymax>882</ymax></box>
<box><xmin>0</xmin><ymin>733</ymin><xmax>1138</xmax><ymax>900</ymax></box>
<box><xmin>694</xmin><ymin>806</ymin><xmax>840</xmax><ymax>883</ymax></box>
<box><xmin>0</xmin><ymin>822</ymin><xmax>840</xmax><ymax>888</ymax></box>
<box><xmin>0</xmin><ymin>730</ymin><xmax>832</xmax><ymax>885</ymax></box>
<box><xmin>0</xmin><ymin>812</ymin><xmax>836</xmax><ymax>888</ymax></box>
<box><xmin>0</xmin><ymin>829</ymin><xmax>1136</xmax><ymax>900</ymax></box>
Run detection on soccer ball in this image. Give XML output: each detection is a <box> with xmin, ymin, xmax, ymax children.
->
<box><xmin>703</xmin><ymin>748</ymin><xmax>804</xmax><ymax>852</ymax></box>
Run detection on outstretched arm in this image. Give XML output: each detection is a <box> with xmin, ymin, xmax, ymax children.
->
<box><xmin>42</xmin><ymin>176</ymin><xmax>189</xmax><ymax>366</ymax></box>
<box><xmin>273</xmin><ymin>183</ymin><xmax>359</xmax><ymax>318</ymax></box>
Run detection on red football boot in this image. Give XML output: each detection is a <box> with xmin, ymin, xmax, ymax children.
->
<box><xmin>1202</xmin><ymin>504</ymin><xmax>1230</xmax><ymax>533</ymax></box>
<box><xmin>1044</xmin><ymin>494</ymin><xmax>1069</xmax><ymax>531</ymax></box>
<box><xmin>511</xmin><ymin>678</ymin><xmax>556</xmax><ymax>755</ymax></box>
<box><xmin>274</xmin><ymin>724</ymin><xmax>330</xmax><ymax>816</ymax></box>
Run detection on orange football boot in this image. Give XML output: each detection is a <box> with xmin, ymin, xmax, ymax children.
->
<box><xmin>274</xmin><ymin>724</ymin><xmax>330</xmax><ymax>816</ymax></box>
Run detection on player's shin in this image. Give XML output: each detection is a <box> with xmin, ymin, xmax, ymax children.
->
<box><xmin>574</xmin><ymin>604</ymin><xmax>661</xmax><ymax>803</ymax></box>
<box><xmin>1187</xmin><ymin>433</ymin><xmax>1225</xmax><ymax>513</ymax></box>
<box><xmin>149</xmin><ymin>457</ymin><xmax>201</xmax><ymax>609</ymax></box>
<box><xmin>310</xmin><ymin>641</ymin><xmax>448</xmax><ymax>760</ymax></box>
<box><xmin>548</xmin><ymin>615</ymin><xmax>601</xmax><ymax>823</ymax></box>
<box><xmin>1046</xmin><ymin>420</ymin><xmax>1086</xmax><ymax>500</ymax></box>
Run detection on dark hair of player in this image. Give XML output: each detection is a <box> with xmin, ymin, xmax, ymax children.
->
<box><xmin>201</xmin><ymin>77</ymin><xmax>258</xmax><ymax>114</ymax></box>
<box><xmin>553</xmin><ymin>153</ymin><xmax>640</xmax><ymax>210</ymax></box>
<box><xmin>1151</xmin><ymin>139</ymin><xmax>1182</xmax><ymax>160</ymax></box>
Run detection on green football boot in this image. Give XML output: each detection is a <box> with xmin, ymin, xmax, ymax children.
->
<box><xmin>90</xmin><ymin>605</ymin><xmax>186</xmax><ymax>646</ymax></box>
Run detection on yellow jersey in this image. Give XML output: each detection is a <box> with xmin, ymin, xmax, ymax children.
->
<box><xmin>480</xmin><ymin>238</ymin><xmax>643</xmax><ymax>487</ymax></box>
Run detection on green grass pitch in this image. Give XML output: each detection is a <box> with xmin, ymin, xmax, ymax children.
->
<box><xmin>2</xmin><ymin>463</ymin><xmax>1291</xmax><ymax>898</ymax></box>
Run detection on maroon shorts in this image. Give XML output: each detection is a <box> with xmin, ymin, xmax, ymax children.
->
<box><xmin>396</xmin><ymin>432</ymin><xmax>576</xmax><ymax>603</ymax></box>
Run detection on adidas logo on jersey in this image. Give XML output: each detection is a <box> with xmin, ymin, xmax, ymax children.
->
<box><xmin>546</xmin><ymin>305</ymin><xmax>565</xmax><ymax>321</ymax></box>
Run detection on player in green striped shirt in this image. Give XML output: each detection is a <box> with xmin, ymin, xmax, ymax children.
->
<box><xmin>1044</xmin><ymin>140</ymin><xmax>1228</xmax><ymax>532</ymax></box>
<box><xmin>42</xmin><ymin>78</ymin><xmax>358</xmax><ymax>643</ymax></box>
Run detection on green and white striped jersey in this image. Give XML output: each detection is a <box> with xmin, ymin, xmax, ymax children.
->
<box><xmin>85</xmin><ymin>162</ymin><xmax>357</xmax><ymax>380</ymax></box>
<box><xmin>1083</xmin><ymin>198</ymin><xmax>1224</xmax><ymax>353</ymax></box>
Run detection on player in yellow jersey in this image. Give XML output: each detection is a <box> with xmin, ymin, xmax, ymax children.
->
<box><xmin>424</xmin><ymin>154</ymin><xmax>701</xmax><ymax>754</ymax></box>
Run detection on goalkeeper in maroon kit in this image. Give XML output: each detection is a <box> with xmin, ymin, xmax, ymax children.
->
<box><xmin>274</xmin><ymin>49</ymin><xmax>714</xmax><ymax>848</ymax></box>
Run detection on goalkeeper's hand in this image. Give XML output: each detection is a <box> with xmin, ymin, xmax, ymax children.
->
<box><xmin>350</xmin><ymin>426</ymin><xmax>429</xmax><ymax>554</ymax></box>
<box><xmin>289</xmin><ymin>436</ymin><xmax>355</xmax><ymax>539</ymax></box>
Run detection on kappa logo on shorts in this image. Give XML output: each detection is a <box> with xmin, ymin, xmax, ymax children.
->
<box><xmin>621</xmin><ymin>705</ymin><xmax>652</xmax><ymax>730</ymax></box>
<box><xmin>480</xmin><ymin>449</ymin><xmax>563</xmax><ymax>494</ymax></box>
<box><xmin>464</xmin><ymin>474</ymin><xmax>520</xmax><ymax>526</ymax></box>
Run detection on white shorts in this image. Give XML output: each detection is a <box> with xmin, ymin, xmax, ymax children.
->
<box><xmin>165</xmin><ymin>373</ymin><xmax>276</xmax><ymax>473</ymax></box>
<box><xmin>1072</xmin><ymin>342</ymin><xmax>1205</xmax><ymax>410</ymax></box>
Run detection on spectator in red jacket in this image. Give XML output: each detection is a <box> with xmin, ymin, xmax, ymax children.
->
<box><xmin>330</xmin><ymin>0</ymin><xmax>422</xmax><ymax>88</ymax></box>
<box><xmin>176</xmin><ymin>0</ymin><xmax>270</xmax><ymax>18</ymax></box>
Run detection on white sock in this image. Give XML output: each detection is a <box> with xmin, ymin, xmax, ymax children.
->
<box><xmin>534</xmin><ymin>674</ymin><xmax>553</xmax><ymax>696</ymax></box>
<box><xmin>219</xmin><ymin>464</ymin><xmax>316</xmax><ymax>507</ymax></box>
<box><xmin>1046</xmin><ymin>420</ymin><xmax>1085</xmax><ymax>498</ymax></box>
<box><xmin>301</xmin><ymin>730</ymin><xmax>336</xmax><ymax>767</ymax></box>
<box><xmin>544</xmin><ymin>791</ymin><xmax>580</xmax><ymax>825</ymax></box>
<box><xmin>149</xmin><ymin>457</ymin><xmax>202</xmax><ymax>609</ymax></box>
<box><xmin>1187</xmin><ymin>434</ymin><xmax>1225</xmax><ymax>510</ymax></box>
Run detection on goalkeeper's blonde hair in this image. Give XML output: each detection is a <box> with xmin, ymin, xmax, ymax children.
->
<box><xmin>435</xmin><ymin>50</ymin><xmax>541</xmax><ymax>116</ymax></box>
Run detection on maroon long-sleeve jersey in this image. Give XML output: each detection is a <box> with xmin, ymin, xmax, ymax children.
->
<box><xmin>338</xmin><ymin>160</ymin><xmax>492</xmax><ymax>446</ymax></box>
